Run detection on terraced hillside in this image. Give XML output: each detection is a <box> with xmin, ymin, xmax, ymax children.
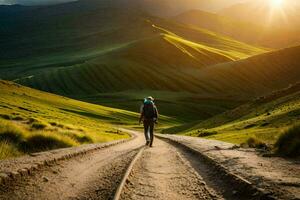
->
<box><xmin>164</xmin><ymin>82</ymin><xmax>300</xmax><ymax>145</ymax></box>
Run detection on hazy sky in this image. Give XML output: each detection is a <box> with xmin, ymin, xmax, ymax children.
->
<box><xmin>0</xmin><ymin>0</ymin><xmax>76</xmax><ymax>5</ymax></box>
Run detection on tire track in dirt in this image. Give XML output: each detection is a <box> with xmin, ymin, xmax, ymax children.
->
<box><xmin>120</xmin><ymin>138</ymin><xmax>217</xmax><ymax>200</ymax></box>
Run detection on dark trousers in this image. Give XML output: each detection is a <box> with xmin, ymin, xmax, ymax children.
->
<box><xmin>143</xmin><ymin>120</ymin><xmax>154</xmax><ymax>145</ymax></box>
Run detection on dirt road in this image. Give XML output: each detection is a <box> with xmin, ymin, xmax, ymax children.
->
<box><xmin>0</xmin><ymin>130</ymin><xmax>296</xmax><ymax>200</ymax></box>
<box><xmin>0</xmin><ymin>130</ymin><xmax>144</xmax><ymax>200</ymax></box>
<box><xmin>120</xmin><ymin>138</ymin><xmax>215</xmax><ymax>200</ymax></box>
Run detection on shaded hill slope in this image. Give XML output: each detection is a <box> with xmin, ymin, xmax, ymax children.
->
<box><xmin>190</xmin><ymin>45</ymin><xmax>300</xmax><ymax>98</ymax></box>
<box><xmin>164</xmin><ymin>82</ymin><xmax>300</xmax><ymax>144</ymax></box>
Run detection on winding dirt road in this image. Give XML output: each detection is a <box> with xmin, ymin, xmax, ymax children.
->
<box><xmin>0</xmin><ymin>130</ymin><xmax>296</xmax><ymax>200</ymax></box>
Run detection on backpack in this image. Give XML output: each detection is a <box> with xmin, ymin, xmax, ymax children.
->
<box><xmin>143</xmin><ymin>102</ymin><xmax>156</xmax><ymax>119</ymax></box>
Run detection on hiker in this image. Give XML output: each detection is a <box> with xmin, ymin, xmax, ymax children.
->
<box><xmin>139</xmin><ymin>96</ymin><xmax>158</xmax><ymax>147</ymax></box>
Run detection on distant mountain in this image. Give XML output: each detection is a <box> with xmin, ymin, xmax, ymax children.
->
<box><xmin>136</xmin><ymin>0</ymin><xmax>245</xmax><ymax>16</ymax></box>
<box><xmin>174</xmin><ymin>9</ymin><xmax>300</xmax><ymax>48</ymax></box>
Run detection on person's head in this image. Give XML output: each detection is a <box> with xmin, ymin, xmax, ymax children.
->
<box><xmin>144</xmin><ymin>96</ymin><xmax>154</xmax><ymax>104</ymax></box>
<box><xmin>147</xmin><ymin>96</ymin><xmax>154</xmax><ymax>101</ymax></box>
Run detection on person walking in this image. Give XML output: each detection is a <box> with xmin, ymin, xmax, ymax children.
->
<box><xmin>139</xmin><ymin>96</ymin><xmax>158</xmax><ymax>147</ymax></box>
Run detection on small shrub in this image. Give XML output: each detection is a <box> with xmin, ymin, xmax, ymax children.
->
<box><xmin>0</xmin><ymin>114</ymin><xmax>12</xmax><ymax>120</ymax></box>
<box><xmin>244</xmin><ymin>124</ymin><xmax>256</xmax><ymax>129</ymax></box>
<box><xmin>49</xmin><ymin>122</ymin><xmax>58</xmax><ymax>126</ymax></box>
<box><xmin>31</xmin><ymin>121</ymin><xmax>47</xmax><ymax>129</ymax></box>
<box><xmin>28</xmin><ymin>117</ymin><xmax>38</xmax><ymax>124</ymax></box>
<box><xmin>197</xmin><ymin>131</ymin><xmax>218</xmax><ymax>137</ymax></box>
<box><xmin>0</xmin><ymin>121</ymin><xmax>25</xmax><ymax>143</ymax></box>
<box><xmin>62</xmin><ymin>131</ymin><xmax>93</xmax><ymax>144</ymax></box>
<box><xmin>21</xmin><ymin>132</ymin><xmax>77</xmax><ymax>152</ymax></box>
<box><xmin>12</xmin><ymin>116</ymin><xmax>24</xmax><ymax>121</ymax></box>
<box><xmin>74</xmin><ymin>134</ymin><xmax>93</xmax><ymax>143</ymax></box>
<box><xmin>49</xmin><ymin>122</ymin><xmax>66</xmax><ymax>128</ymax></box>
<box><xmin>275</xmin><ymin>124</ymin><xmax>300</xmax><ymax>157</ymax></box>
<box><xmin>260</xmin><ymin>122</ymin><xmax>270</xmax><ymax>127</ymax></box>
<box><xmin>246</xmin><ymin>136</ymin><xmax>267</xmax><ymax>149</ymax></box>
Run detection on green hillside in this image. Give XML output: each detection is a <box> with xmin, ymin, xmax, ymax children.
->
<box><xmin>164</xmin><ymin>82</ymin><xmax>300</xmax><ymax>145</ymax></box>
<box><xmin>0</xmin><ymin>80</ymin><xmax>175</xmax><ymax>159</ymax></box>
<box><xmin>0</xmin><ymin>1</ymin><xmax>267</xmax><ymax>122</ymax></box>
<box><xmin>15</xmin><ymin>20</ymin><xmax>265</xmax><ymax>94</ymax></box>
<box><xmin>0</xmin><ymin>0</ymin><xmax>298</xmax><ymax>125</ymax></box>
<box><xmin>187</xmin><ymin>45</ymin><xmax>300</xmax><ymax>99</ymax></box>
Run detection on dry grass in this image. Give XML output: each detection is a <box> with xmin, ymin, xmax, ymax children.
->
<box><xmin>245</xmin><ymin>136</ymin><xmax>267</xmax><ymax>149</ymax></box>
<box><xmin>275</xmin><ymin>124</ymin><xmax>300</xmax><ymax>157</ymax></box>
<box><xmin>0</xmin><ymin>141</ymin><xmax>22</xmax><ymax>159</ymax></box>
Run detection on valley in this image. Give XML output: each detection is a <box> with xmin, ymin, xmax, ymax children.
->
<box><xmin>0</xmin><ymin>0</ymin><xmax>299</xmax><ymax>199</ymax></box>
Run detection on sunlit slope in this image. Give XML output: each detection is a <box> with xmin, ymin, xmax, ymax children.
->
<box><xmin>164</xmin><ymin>82</ymin><xmax>300</xmax><ymax>144</ymax></box>
<box><xmin>174</xmin><ymin>10</ymin><xmax>265</xmax><ymax>47</ymax></box>
<box><xmin>0</xmin><ymin>80</ymin><xmax>176</xmax><ymax>157</ymax></box>
<box><xmin>0</xmin><ymin>80</ymin><xmax>139</xmax><ymax>130</ymax></box>
<box><xmin>174</xmin><ymin>9</ymin><xmax>300</xmax><ymax>48</ymax></box>
<box><xmin>0</xmin><ymin>80</ymin><xmax>134</xmax><ymax>158</ymax></box>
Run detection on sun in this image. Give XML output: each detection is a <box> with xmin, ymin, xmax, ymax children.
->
<box><xmin>271</xmin><ymin>0</ymin><xmax>284</xmax><ymax>7</ymax></box>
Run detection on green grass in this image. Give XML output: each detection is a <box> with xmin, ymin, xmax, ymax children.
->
<box><xmin>0</xmin><ymin>80</ymin><xmax>175</xmax><ymax>159</ymax></box>
<box><xmin>164</xmin><ymin>83</ymin><xmax>300</xmax><ymax>145</ymax></box>
<box><xmin>275</xmin><ymin>124</ymin><xmax>300</xmax><ymax>157</ymax></box>
<box><xmin>80</xmin><ymin>90</ymin><xmax>241</xmax><ymax>123</ymax></box>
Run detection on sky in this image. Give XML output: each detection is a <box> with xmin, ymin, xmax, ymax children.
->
<box><xmin>0</xmin><ymin>0</ymin><xmax>247</xmax><ymax>6</ymax></box>
<box><xmin>0</xmin><ymin>0</ymin><xmax>75</xmax><ymax>5</ymax></box>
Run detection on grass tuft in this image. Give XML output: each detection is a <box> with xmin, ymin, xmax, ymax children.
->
<box><xmin>0</xmin><ymin>141</ymin><xmax>22</xmax><ymax>159</ymax></box>
<box><xmin>21</xmin><ymin>132</ymin><xmax>78</xmax><ymax>152</ymax></box>
<box><xmin>62</xmin><ymin>131</ymin><xmax>94</xmax><ymax>143</ymax></box>
<box><xmin>31</xmin><ymin>121</ymin><xmax>48</xmax><ymax>130</ymax></box>
<box><xmin>275</xmin><ymin>124</ymin><xmax>300</xmax><ymax>157</ymax></box>
<box><xmin>0</xmin><ymin>121</ymin><xmax>25</xmax><ymax>143</ymax></box>
<box><xmin>245</xmin><ymin>136</ymin><xmax>267</xmax><ymax>149</ymax></box>
<box><xmin>197</xmin><ymin>130</ymin><xmax>218</xmax><ymax>137</ymax></box>
<box><xmin>0</xmin><ymin>114</ymin><xmax>12</xmax><ymax>120</ymax></box>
